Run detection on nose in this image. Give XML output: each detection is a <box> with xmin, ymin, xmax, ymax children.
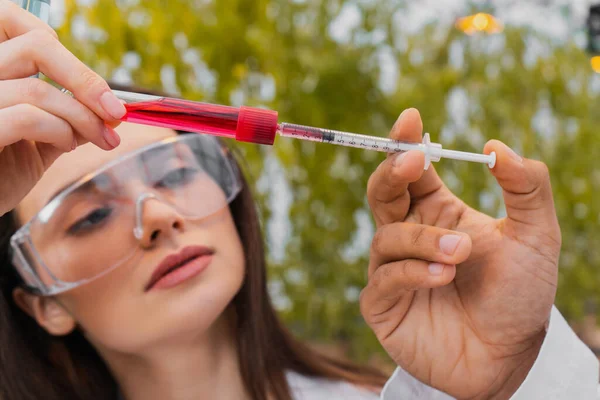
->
<box><xmin>133</xmin><ymin>193</ymin><xmax>185</xmax><ymax>248</ymax></box>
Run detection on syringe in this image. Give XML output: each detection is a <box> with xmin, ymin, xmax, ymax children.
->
<box><xmin>17</xmin><ymin>0</ymin><xmax>495</xmax><ymax>170</ymax></box>
<box><xmin>114</xmin><ymin>90</ymin><xmax>496</xmax><ymax>170</ymax></box>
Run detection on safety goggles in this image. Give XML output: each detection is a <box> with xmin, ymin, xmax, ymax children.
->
<box><xmin>10</xmin><ymin>134</ymin><xmax>242</xmax><ymax>296</ymax></box>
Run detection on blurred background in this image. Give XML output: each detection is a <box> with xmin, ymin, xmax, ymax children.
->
<box><xmin>45</xmin><ymin>0</ymin><xmax>600</xmax><ymax>369</ymax></box>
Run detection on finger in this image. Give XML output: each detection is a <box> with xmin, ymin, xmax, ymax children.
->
<box><xmin>484</xmin><ymin>140</ymin><xmax>559</xmax><ymax>236</ymax></box>
<box><xmin>0</xmin><ymin>79</ymin><xmax>119</xmax><ymax>150</ymax></box>
<box><xmin>0</xmin><ymin>1</ymin><xmax>58</xmax><ymax>42</ymax></box>
<box><xmin>360</xmin><ymin>260</ymin><xmax>456</xmax><ymax>322</ymax></box>
<box><xmin>0</xmin><ymin>30</ymin><xmax>127</xmax><ymax>124</ymax></box>
<box><xmin>388</xmin><ymin>108</ymin><xmax>424</xmax><ymax>153</ymax></box>
<box><xmin>0</xmin><ymin>104</ymin><xmax>75</xmax><ymax>152</ymax></box>
<box><xmin>369</xmin><ymin>223</ymin><xmax>472</xmax><ymax>277</ymax></box>
<box><xmin>390</xmin><ymin>109</ymin><xmax>445</xmax><ymax>200</ymax></box>
<box><xmin>367</xmin><ymin>150</ymin><xmax>425</xmax><ymax>226</ymax></box>
<box><xmin>367</xmin><ymin>109</ymin><xmax>427</xmax><ymax>226</ymax></box>
<box><xmin>105</xmin><ymin>97</ymin><xmax>128</xmax><ymax>129</ymax></box>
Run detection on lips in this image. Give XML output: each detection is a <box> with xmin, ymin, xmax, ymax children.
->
<box><xmin>145</xmin><ymin>245</ymin><xmax>215</xmax><ymax>291</ymax></box>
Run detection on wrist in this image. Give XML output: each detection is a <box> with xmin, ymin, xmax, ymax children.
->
<box><xmin>477</xmin><ymin>329</ymin><xmax>546</xmax><ymax>400</ymax></box>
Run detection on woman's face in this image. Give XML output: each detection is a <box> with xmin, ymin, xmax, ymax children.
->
<box><xmin>15</xmin><ymin>124</ymin><xmax>245</xmax><ymax>354</ymax></box>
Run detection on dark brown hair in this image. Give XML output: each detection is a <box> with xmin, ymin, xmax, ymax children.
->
<box><xmin>0</xmin><ymin>85</ymin><xmax>388</xmax><ymax>400</ymax></box>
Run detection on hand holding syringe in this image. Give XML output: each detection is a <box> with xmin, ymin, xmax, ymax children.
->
<box><xmin>113</xmin><ymin>90</ymin><xmax>497</xmax><ymax>170</ymax></box>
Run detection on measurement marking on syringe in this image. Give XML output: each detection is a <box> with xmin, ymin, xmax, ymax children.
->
<box><xmin>279</xmin><ymin>123</ymin><xmax>424</xmax><ymax>154</ymax></box>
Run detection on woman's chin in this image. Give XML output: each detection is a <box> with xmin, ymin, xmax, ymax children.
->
<box><xmin>129</xmin><ymin>283</ymin><xmax>240</xmax><ymax>349</ymax></box>
<box><xmin>90</xmin><ymin>301</ymin><xmax>233</xmax><ymax>355</ymax></box>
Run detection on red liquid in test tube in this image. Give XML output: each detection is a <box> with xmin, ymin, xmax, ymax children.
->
<box><xmin>122</xmin><ymin>97</ymin><xmax>279</xmax><ymax>145</ymax></box>
<box><xmin>123</xmin><ymin>98</ymin><xmax>241</xmax><ymax>139</ymax></box>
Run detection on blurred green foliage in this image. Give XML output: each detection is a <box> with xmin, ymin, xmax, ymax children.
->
<box><xmin>56</xmin><ymin>0</ymin><xmax>600</xmax><ymax>363</ymax></box>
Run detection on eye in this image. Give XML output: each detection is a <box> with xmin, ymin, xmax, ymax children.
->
<box><xmin>155</xmin><ymin>167</ymin><xmax>200</xmax><ymax>189</ymax></box>
<box><xmin>68</xmin><ymin>207</ymin><xmax>113</xmax><ymax>235</ymax></box>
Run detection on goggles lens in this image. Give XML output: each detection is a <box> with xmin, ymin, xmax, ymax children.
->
<box><xmin>10</xmin><ymin>134</ymin><xmax>241</xmax><ymax>295</ymax></box>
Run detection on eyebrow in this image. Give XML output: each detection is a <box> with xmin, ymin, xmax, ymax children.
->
<box><xmin>45</xmin><ymin>177</ymin><xmax>100</xmax><ymax>207</ymax></box>
<box><xmin>38</xmin><ymin>178</ymin><xmax>102</xmax><ymax>224</ymax></box>
<box><xmin>139</xmin><ymin>143</ymin><xmax>179</xmax><ymax>163</ymax></box>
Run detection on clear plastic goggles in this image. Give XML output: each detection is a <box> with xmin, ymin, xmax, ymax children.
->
<box><xmin>10</xmin><ymin>134</ymin><xmax>242</xmax><ymax>296</ymax></box>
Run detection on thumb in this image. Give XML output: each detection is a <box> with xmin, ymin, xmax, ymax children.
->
<box><xmin>484</xmin><ymin>140</ymin><xmax>559</xmax><ymax>235</ymax></box>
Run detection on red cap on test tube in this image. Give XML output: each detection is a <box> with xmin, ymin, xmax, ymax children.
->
<box><xmin>236</xmin><ymin>106</ymin><xmax>279</xmax><ymax>145</ymax></box>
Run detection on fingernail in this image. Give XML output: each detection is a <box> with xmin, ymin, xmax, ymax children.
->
<box><xmin>429</xmin><ymin>263</ymin><xmax>445</xmax><ymax>276</ymax></box>
<box><xmin>100</xmin><ymin>91</ymin><xmax>127</xmax><ymax>120</ymax></box>
<box><xmin>505</xmin><ymin>145</ymin><xmax>523</xmax><ymax>163</ymax></box>
<box><xmin>71</xmin><ymin>137</ymin><xmax>78</xmax><ymax>151</ymax></box>
<box><xmin>393</xmin><ymin>152</ymin><xmax>408</xmax><ymax>167</ymax></box>
<box><xmin>439</xmin><ymin>235</ymin><xmax>462</xmax><ymax>255</ymax></box>
<box><xmin>103</xmin><ymin>126</ymin><xmax>121</xmax><ymax>149</ymax></box>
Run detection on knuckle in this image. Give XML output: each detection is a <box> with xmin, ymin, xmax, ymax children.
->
<box><xmin>12</xmin><ymin>104</ymin><xmax>40</xmax><ymax>130</ymax></box>
<box><xmin>399</xmin><ymin>260</ymin><xmax>422</xmax><ymax>291</ymax></box>
<box><xmin>370</xmin><ymin>264</ymin><xmax>387</xmax><ymax>289</ymax></box>
<box><xmin>21</xmin><ymin>30</ymin><xmax>57</xmax><ymax>60</ymax></box>
<box><xmin>524</xmin><ymin>160</ymin><xmax>552</xmax><ymax>202</ymax></box>
<box><xmin>20</xmin><ymin>78</ymin><xmax>48</xmax><ymax>101</ymax></box>
<box><xmin>77</xmin><ymin>102</ymin><xmax>103</xmax><ymax>131</ymax></box>
<box><xmin>368</xmin><ymin>160</ymin><xmax>403</xmax><ymax>206</ymax></box>
<box><xmin>382</xmin><ymin>262</ymin><xmax>394</xmax><ymax>279</ymax></box>
<box><xmin>46</xmin><ymin>27</ymin><xmax>59</xmax><ymax>40</ymax></box>
<box><xmin>27</xmin><ymin>28</ymin><xmax>57</xmax><ymax>48</ymax></box>
<box><xmin>359</xmin><ymin>288</ymin><xmax>379</xmax><ymax>326</ymax></box>
<box><xmin>371</xmin><ymin>229</ymin><xmax>384</xmax><ymax>255</ymax></box>
<box><xmin>399</xmin><ymin>259</ymin><xmax>412</xmax><ymax>277</ymax></box>
<box><xmin>367</xmin><ymin>165</ymin><xmax>385</xmax><ymax>202</ymax></box>
<box><xmin>409</xmin><ymin>225</ymin><xmax>427</xmax><ymax>248</ymax></box>
<box><xmin>437</xmin><ymin>196</ymin><xmax>464</xmax><ymax>223</ymax></box>
<box><xmin>371</xmin><ymin>224</ymin><xmax>393</xmax><ymax>255</ymax></box>
<box><xmin>0</xmin><ymin>3</ymin><xmax>58</xmax><ymax>39</ymax></box>
<box><xmin>77</xmin><ymin>68</ymin><xmax>107</xmax><ymax>93</ymax></box>
<box><xmin>377</xmin><ymin>177</ymin><xmax>401</xmax><ymax>205</ymax></box>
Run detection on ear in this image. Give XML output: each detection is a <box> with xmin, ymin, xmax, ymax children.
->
<box><xmin>13</xmin><ymin>288</ymin><xmax>76</xmax><ymax>336</ymax></box>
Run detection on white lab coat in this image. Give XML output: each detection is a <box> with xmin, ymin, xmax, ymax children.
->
<box><xmin>115</xmin><ymin>306</ymin><xmax>600</xmax><ymax>399</ymax></box>
<box><xmin>380</xmin><ymin>306</ymin><xmax>600</xmax><ymax>399</ymax></box>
